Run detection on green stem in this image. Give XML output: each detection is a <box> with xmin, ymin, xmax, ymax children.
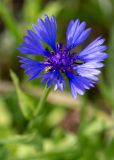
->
<box><xmin>34</xmin><ymin>86</ymin><xmax>51</xmax><ymax>117</ymax></box>
<box><xmin>77</xmin><ymin>97</ymin><xmax>88</xmax><ymax>134</ymax></box>
<box><xmin>28</xmin><ymin>86</ymin><xmax>51</xmax><ymax>129</ymax></box>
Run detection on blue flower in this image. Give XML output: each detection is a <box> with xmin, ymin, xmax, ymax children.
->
<box><xmin>18</xmin><ymin>15</ymin><xmax>108</xmax><ymax>98</ymax></box>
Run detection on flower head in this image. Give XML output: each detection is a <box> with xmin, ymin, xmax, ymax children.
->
<box><xmin>18</xmin><ymin>15</ymin><xmax>108</xmax><ymax>98</ymax></box>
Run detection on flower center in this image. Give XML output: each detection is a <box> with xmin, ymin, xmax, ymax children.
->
<box><xmin>46</xmin><ymin>43</ymin><xmax>84</xmax><ymax>73</ymax></box>
<box><xmin>46</xmin><ymin>43</ymin><xmax>72</xmax><ymax>72</ymax></box>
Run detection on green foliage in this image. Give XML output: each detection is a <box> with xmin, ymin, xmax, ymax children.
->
<box><xmin>39</xmin><ymin>1</ymin><xmax>63</xmax><ymax>18</ymax></box>
<box><xmin>23</xmin><ymin>0</ymin><xmax>42</xmax><ymax>23</ymax></box>
<box><xmin>106</xmin><ymin>24</ymin><xmax>114</xmax><ymax>94</ymax></box>
<box><xmin>0</xmin><ymin>0</ymin><xmax>114</xmax><ymax>159</ymax></box>
<box><xmin>10</xmin><ymin>70</ymin><xmax>34</xmax><ymax>120</ymax></box>
<box><xmin>0</xmin><ymin>1</ymin><xmax>22</xmax><ymax>43</ymax></box>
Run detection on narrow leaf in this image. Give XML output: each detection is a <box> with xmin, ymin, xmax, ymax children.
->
<box><xmin>10</xmin><ymin>70</ymin><xmax>34</xmax><ymax>120</ymax></box>
<box><xmin>106</xmin><ymin>24</ymin><xmax>114</xmax><ymax>96</ymax></box>
<box><xmin>0</xmin><ymin>1</ymin><xmax>22</xmax><ymax>43</ymax></box>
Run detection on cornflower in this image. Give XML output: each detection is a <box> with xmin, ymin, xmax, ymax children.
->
<box><xmin>18</xmin><ymin>15</ymin><xmax>108</xmax><ymax>98</ymax></box>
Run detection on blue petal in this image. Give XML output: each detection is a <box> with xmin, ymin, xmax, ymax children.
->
<box><xmin>74</xmin><ymin>65</ymin><xmax>101</xmax><ymax>81</ymax></box>
<box><xmin>32</xmin><ymin>15</ymin><xmax>57</xmax><ymax>51</ymax></box>
<box><xmin>40</xmin><ymin>71</ymin><xmax>57</xmax><ymax>87</ymax></box>
<box><xmin>17</xmin><ymin>30</ymin><xmax>48</xmax><ymax>56</ymax></box>
<box><xmin>40</xmin><ymin>70</ymin><xmax>65</xmax><ymax>90</ymax></box>
<box><xmin>18</xmin><ymin>56</ymin><xmax>47</xmax><ymax>80</ymax></box>
<box><xmin>65</xmin><ymin>71</ymin><xmax>94</xmax><ymax>98</ymax></box>
<box><xmin>54</xmin><ymin>71</ymin><xmax>66</xmax><ymax>92</ymax></box>
<box><xmin>66</xmin><ymin>19</ymin><xmax>91</xmax><ymax>50</ymax></box>
<box><xmin>78</xmin><ymin>37</ymin><xmax>108</xmax><ymax>62</ymax></box>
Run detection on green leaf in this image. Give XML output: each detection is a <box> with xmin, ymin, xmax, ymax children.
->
<box><xmin>0</xmin><ymin>98</ymin><xmax>12</xmax><ymax>127</ymax></box>
<box><xmin>0</xmin><ymin>1</ymin><xmax>22</xmax><ymax>43</ymax></box>
<box><xmin>10</xmin><ymin>70</ymin><xmax>34</xmax><ymax>120</ymax></box>
<box><xmin>98</xmin><ymin>24</ymin><xmax>114</xmax><ymax>108</ymax></box>
<box><xmin>106</xmin><ymin>24</ymin><xmax>114</xmax><ymax>95</ymax></box>
<box><xmin>0</xmin><ymin>133</ymin><xmax>42</xmax><ymax>146</ymax></box>
<box><xmin>97</xmin><ymin>0</ymin><xmax>113</xmax><ymax>18</ymax></box>
<box><xmin>0</xmin><ymin>145</ymin><xmax>10</xmax><ymax>160</ymax></box>
<box><xmin>0</xmin><ymin>134</ymin><xmax>32</xmax><ymax>145</ymax></box>
<box><xmin>83</xmin><ymin>119</ymin><xmax>106</xmax><ymax>136</ymax></box>
<box><xmin>39</xmin><ymin>1</ymin><xmax>63</xmax><ymax>17</ymax></box>
<box><xmin>23</xmin><ymin>0</ymin><xmax>42</xmax><ymax>23</ymax></box>
<box><xmin>99</xmin><ymin>77</ymin><xmax>114</xmax><ymax>108</ymax></box>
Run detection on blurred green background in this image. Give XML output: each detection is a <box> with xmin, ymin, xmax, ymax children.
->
<box><xmin>0</xmin><ymin>0</ymin><xmax>114</xmax><ymax>159</ymax></box>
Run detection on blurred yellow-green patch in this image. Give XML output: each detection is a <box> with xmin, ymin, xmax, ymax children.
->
<box><xmin>0</xmin><ymin>0</ymin><xmax>114</xmax><ymax>160</ymax></box>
